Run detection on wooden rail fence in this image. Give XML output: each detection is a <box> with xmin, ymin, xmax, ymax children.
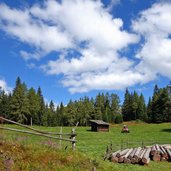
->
<box><xmin>0</xmin><ymin>117</ymin><xmax>77</xmax><ymax>150</ymax></box>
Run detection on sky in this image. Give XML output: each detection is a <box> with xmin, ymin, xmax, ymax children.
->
<box><xmin>0</xmin><ymin>0</ymin><xmax>171</xmax><ymax>105</ymax></box>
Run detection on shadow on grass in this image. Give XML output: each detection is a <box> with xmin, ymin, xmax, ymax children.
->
<box><xmin>161</xmin><ymin>129</ymin><xmax>171</xmax><ymax>132</ymax></box>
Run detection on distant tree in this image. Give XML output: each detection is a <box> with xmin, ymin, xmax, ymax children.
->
<box><xmin>122</xmin><ymin>88</ymin><xmax>131</xmax><ymax>121</ymax></box>
<box><xmin>10</xmin><ymin>78</ymin><xmax>30</xmax><ymax>124</ymax></box>
<box><xmin>147</xmin><ymin>97</ymin><xmax>152</xmax><ymax>122</ymax></box>
<box><xmin>37</xmin><ymin>87</ymin><xmax>45</xmax><ymax>125</ymax></box>
<box><xmin>0</xmin><ymin>90</ymin><xmax>11</xmax><ymax>119</ymax></box>
<box><xmin>27</xmin><ymin>87</ymin><xmax>40</xmax><ymax>125</ymax></box>
<box><xmin>137</xmin><ymin>94</ymin><xmax>147</xmax><ymax>121</ymax></box>
<box><xmin>110</xmin><ymin>93</ymin><xmax>120</xmax><ymax>123</ymax></box>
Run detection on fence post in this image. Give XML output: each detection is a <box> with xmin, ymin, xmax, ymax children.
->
<box><xmin>71</xmin><ymin>128</ymin><xmax>76</xmax><ymax>150</ymax></box>
<box><xmin>60</xmin><ymin>127</ymin><xmax>62</xmax><ymax>149</ymax></box>
<box><xmin>31</xmin><ymin>118</ymin><xmax>32</xmax><ymax>127</ymax></box>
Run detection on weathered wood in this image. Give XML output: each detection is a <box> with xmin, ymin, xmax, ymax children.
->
<box><xmin>144</xmin><ymin>158</ymin><xmax>150</xmax><ymax>165</ymax></box>
<box><xmin>111</xmin><ymin>156</ymin><xmax>119</xmax><ymax>163</ymax></box>
<box><xmin>139</xmin><ymin>148</ymin><xmax>146</xmax><ymax>159</ymax></box>
<box><xmin>152</xmin><ymin>153</ymin><xmax>161</xmax><ymax>161</ymax></box>
<box><xmin>155</xmin><ymin>144</ymin><xmax>161</xmax><ymax>154</ymax></box>
<box><xmin>163</xmin><ymin>146</ymin><xmax>171</xmax><ymax>160</ymax></box>
<box><xmin>0</xmin><ymin>117</ymin><xmax>75</xmax><ymax>136</ymax></box>
<box><xmin>116</xmin><ymin>149</ymin><xmax>129</xmax><ymax>158</ymax></box>
<box><xmin>110</xmin><ymin>150</ymin><xmax>120</xmax><ymax>162</ymax></box>
<box><xmin>160</xmin><ymin>157</ymin><xmax>167</xmax><ymax>161</ymax></box>
<box><xmin>71</xmin><ymin>128</ymin><xmax>76</xmax><ymax>150</ymax></box>
<box><xmin>128</xmin><ymin>148</ymin><xmax>137</xmax><ymax>159</ymax></box>
<box><xmin>124</xmin><ymin>148</ymin><xmax>133</xmax><ymax>158</ymax></box>
<box><xmin>123</xmin><ymin>158</ymin><xmax>131</xmax><ymax>164</ymax></box>
<box><xmin>142</xmin><ymin>147</ymin><xmax>151</xmax><ymax>164</ymax></box>
<box><xmin>138</xmin><ymin>148</ymin><xmax>146</xmax><ymax>163</ymax></box>
<box><xmin>123</xmin><ymin>148</ymin><xmax>133</xmax><ymax>163</ymax></box>
<box><xmin>0</xmin><ymin>126</ymin><xmax>76</xmax><ymax>142</ymax></box>
<box><xmin>134</xmin><ymin>147</ymin><xmax>142</xmax><ymax>162</ymax></box>
<box><xmin>118</xmin><ymin>156</ymin><xmax>124</xmax><ymax>163</ymax></box>
<box><xmin>111</xmin><ymin>150</ymin><xmax>121</xmax><ymax>158</ymax></box>
<box><xmin>131</xmin><ymin>157</ymin><xmax>137</xmax><ymax>164</ymax></box>
<box><xmin>151</xmin><ymin>145</ymin><xmax>157</xmax><ymax>156</ymax></box>
<box><xmin>117</xmin><ymin>149</ymin><xmax>131</xmax><ymax>163</ymax></box>
<box><xmin>159</xmin><ymin>146</ymin><xmax>168</xmax><ymax>159</ymax></box>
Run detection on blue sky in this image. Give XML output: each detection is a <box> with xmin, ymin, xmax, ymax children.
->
<box><xmin>0</xmin><ymin>0</ymin><xmax>171</xmax><ymax>105</ymax></box>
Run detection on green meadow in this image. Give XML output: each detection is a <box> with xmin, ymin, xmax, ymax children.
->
<box><xmin>0</xmin><ymin>122</ymin><xmax>171</xmax><ymax>171</ymax></box>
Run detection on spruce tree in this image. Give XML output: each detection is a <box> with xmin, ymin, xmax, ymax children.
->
<box><xmin>10</xmin><ymin>78</ymin><xmax>30</xmax><ymax>124</ymax></box>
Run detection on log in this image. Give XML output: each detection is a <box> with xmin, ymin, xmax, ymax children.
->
<box><xmin>128</xmin><ymin>148</ymin><xmax>137</xmax><ymax>159</ymax></box>
<box><xmin>124</xmin><ymin>148</ymin><xmax>133</xmax><ymax>158</ymax></box>
<box><xmin>151</xmin><ymin>145</ymin><xmax>157</xmax><ymax>156</ymax></box>
<box><xmin>116</xmin><ymin>149</ymin><xmax>130</xmax><ymax>158</ymax></box>
<box><xmin>155</xmin><ymin>144</ymin><xmax>161</xmax><ymax>154</ymax></box>
<box><xmin>111</xmin><ymin>150</ymin><xmax>120</xmax><ymax>162</ymax></box>
<box><xmin>160</xmin><ymin>146</ymin><xmax>168</xmax><ymax>159</ymax></box>
<box><xmin>111</xmin><ymin>150</ymin><xmax>121</xmax><ymax>158</ymax></box>
<box><xmin>138</xmin><ymin>148</ymin><xmax>147</xmax><ymax>163</ymax></box>
<box><xmin>142</xmin><ymin>147</ymin><xmax>151</xmax><ymax>164</ymax></box>
<box><xmin>118</xmin><ymin>149</ymin><xmax>132</xmax><ymax>163</ymax></box>
<box><xmin>160</xmin><ymin>157</ymin><xmax>167</xmax><ymax>161</ymax></box>
<box><xmin>144</xmin><ymin>158</ymin><xmax>150</xmax><ymax>166</ymax></box>
<box><xmin>111</xmin><ymin>156</ymin><xmax>119</xmax><ymax>163</ymax></box>
<box><xmin>118</xmin><ymin>156</ymin><xmax>124</xmax><ymax>163</ymax></box>
<box><xmin>123</xmin><ymin>148</ymin><xmax>133</xmax><ymax>163</ymax></box>
<box><xmin>123</xmin><ymin>158</ymin><xmax>131</xmax><ymax>164</ymax></box>
<box><xmin>134</xmin><ymin>147</ymin><xmax>142</xmax><ymax>162</ymax></box>
<box><xmin>163</xmin><ymin>147</ymin><xmax>171</xmax><ymax>160</ymax></box>
<box><xmin>131</xmin><ymin>157</ymin><xmax>137</xmax><ymax>164</ymax></box>
<box><xmin>152</xmin><ymin>153</ymin><xmax>161</xmax><ymax>161</ymax></box>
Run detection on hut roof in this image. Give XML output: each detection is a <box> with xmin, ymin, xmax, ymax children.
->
<box><xmin>89</xmin><ymin>120</ymin><xmax>109</xmax><ymax>125</ymax></box>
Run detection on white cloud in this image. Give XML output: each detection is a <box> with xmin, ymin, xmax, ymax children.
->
<box><xmin>132</xmin><ymin>2</ymin><xmax>171</xmax><ymax>79</ymax></box>
<box><xmin>0</xmin><ymin>3</ymin><xmax>73</xmax><ymax>60</ymax></box>
<box><xmin>2</xmin><ymin>0</ymin><xmax>170</xmax><ymax>93</ymax></box>
<box><xmin>0</xmin><ymin>79</ymin><xmax>12</xmax><ymax>94</ymax></box>
<box><xmin>107</xmin><ymin>0</ymin><xmax>121</xmax><ymax>11</ymax></box>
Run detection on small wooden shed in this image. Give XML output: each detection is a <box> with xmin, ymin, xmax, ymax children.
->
<box><xmin>90</xmin><ymin>120</ymin><xmax>109</xmax><ymax>132</ymax></box>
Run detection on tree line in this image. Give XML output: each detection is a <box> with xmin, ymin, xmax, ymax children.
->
<box><xmin>0</xmin><ymin>77</ymin><xmax>171</xmax><ymax>126</ymax></box>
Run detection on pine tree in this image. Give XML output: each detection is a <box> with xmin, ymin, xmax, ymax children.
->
<box><xmin>0</xmin><ymin>90</ymin><xmax>11</xmax><ymax>119</ymax></box>
<box><xmin>37</xmin><ymin>87</ymin><xmax>45</xmax><ymax>125</ymax></box>
<box><xmin>27</xmin><ymin>88</ymin><xmax>40</xmax><ymax>125</ymax></box>
<box><xmin>10</xmin><ymin>78</ymin><xmax>30</xmax><ymax>124</ymax></box>
<box><xmin>122</xmin><ymin>88</ymin><xmax>131</xmax><ymax>121</ymax></box>
<box><xmin>147</xmin><ymin>97</ymin><xmax>152</xmax><ymax>122</ymax></box>
<box><xmin>110</xmin><ymin>93</ymin><xmax>120</xmax><ymax>123</ymax></box>
<box><xmin>137</xmin><ymin>94</ymin><xmax>147</xmax><ymax>121</ymax></box>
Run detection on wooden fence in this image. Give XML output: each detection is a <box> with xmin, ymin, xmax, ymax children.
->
<box><xmin>0</xmin><ymin>117</ymin><xmax>77</xmax><ymax>150</ymax></box>
<box><xmin>120</xmin><ymin>139</ymin><xmax>171</xmax><ymax>150</ymax></box>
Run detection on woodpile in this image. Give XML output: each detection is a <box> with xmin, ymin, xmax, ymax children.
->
<box><xmin>109</xmin><ymin>144</ymin><xmax>171</xmax><ymax>165</ymax></box>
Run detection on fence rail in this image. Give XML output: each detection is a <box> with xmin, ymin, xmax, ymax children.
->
<box><xmin>120</xmin><ymin>139</ymin><xmax>171</xmax><ymax>150</ymax></box>
<box><xmin>0</xmin><ymin>116</ymin><xmax>77</xmax><ymax>150</ymax></box>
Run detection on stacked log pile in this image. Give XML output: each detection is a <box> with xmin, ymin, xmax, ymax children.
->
<box><xmin>109</xmin><ymin>144</ymin><xmax>171</xmax><ymax>165</ymax></box>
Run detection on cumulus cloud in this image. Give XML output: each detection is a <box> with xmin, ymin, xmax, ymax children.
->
<box><xmin>0</xmin><ymin>3</ymin><xmax>73</xmax><ymax>60</ymax></box>
<box><xmin>0</xmin><ymin>79</ymin><xmax>12</xmax><ymax>94</ymax></box>
<box><xmin>1</xmin><ymin>0</ymin><xmax>171</xmax><ymax>93</ymax></box>
<box><xmin>132</xmin><ymin>2</ymin><xmax>171</xmax><ymax>79</ymax></box>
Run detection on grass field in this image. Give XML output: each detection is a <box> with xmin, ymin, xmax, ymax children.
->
<box><xmin>0</xmin><ymin>122</ymin><xmax>171</xmax><ymax>171</ymax></box>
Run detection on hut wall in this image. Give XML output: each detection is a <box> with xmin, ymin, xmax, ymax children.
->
<box><xmin>97</xmin><ymin>125</ymin><xmax>109</xmax><ymax>132</ymax></box>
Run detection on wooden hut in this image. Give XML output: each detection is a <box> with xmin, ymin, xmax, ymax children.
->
<box><xmin>90</xmin><ymin>120</ymin><xmax>109</xmax><ymax>132</ymax></box>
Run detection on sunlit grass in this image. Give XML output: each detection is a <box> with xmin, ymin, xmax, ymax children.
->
<box><xmin>0</xmin><ymin>122</ymin><xmax>171</xmax><ymax>170</ymax></box>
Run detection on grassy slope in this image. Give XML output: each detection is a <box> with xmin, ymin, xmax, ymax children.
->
<box><xmin>0</xmin><ymin>122</ymin><xmax>171</xmax><ymax>171</ymax></box>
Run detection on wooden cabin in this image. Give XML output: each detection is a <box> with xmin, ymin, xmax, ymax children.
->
<box><xmin>90</xmin><ymin>120</ymin><xmax>109</xmax><ymax>132</ymax></box>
